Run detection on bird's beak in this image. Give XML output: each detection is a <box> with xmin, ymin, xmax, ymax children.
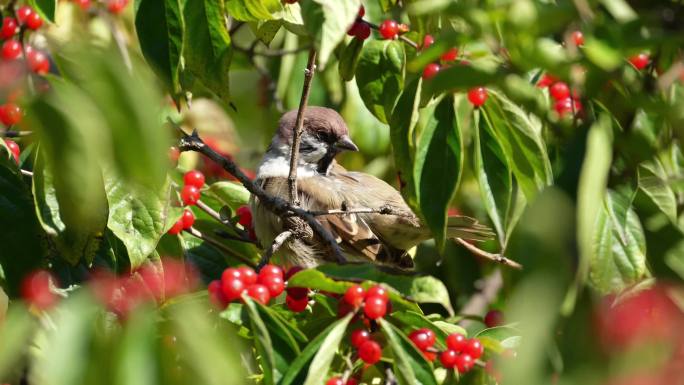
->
<box><xmin>335</xmin><ymin>135</ymin><xmax>359</xmax><ymax>152</ymax></box>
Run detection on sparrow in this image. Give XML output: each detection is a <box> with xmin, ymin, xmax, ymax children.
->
<box><xmin>251</xmin><ymin>106</ymin><xmax>493</xmax><ymax>269</ymax></box>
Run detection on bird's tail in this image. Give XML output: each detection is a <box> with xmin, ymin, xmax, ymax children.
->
<box><xmin>446</xmin><ymin>216</ymin><xmax>495</xmax><ymax>241</ymax></box>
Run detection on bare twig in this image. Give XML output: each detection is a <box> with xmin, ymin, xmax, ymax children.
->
<box><xmin>458</xmin><ymin>269</ymin><xmax>503</xmax><ymax>328</ymax></box>
<box><xmin>384</xmin><ymin>367</ymin><xmax>397</xmax><ymax>385</ymax></box>
<box><xmin>176</xmin><ymin>128</ymin><xmax>348</xmax><ymax>264</ymax></box>
<box><xmin>233</xmin><ymin>43</ymin><xmax>312</xmax><ymax>57</ymax></box>
<box><xmin>287</xmin><ymin>48</ymin><xmax>317</xmax><ymax>205</ymax></box>
<box><xmin>258</xmin><ymin>230</ymin><xmax>293</xmax><ymax>269</ymax></box>
<box><xmin>455</xmin><ymin>238</ymin><xmax>523</xmax><ymax>270</ymax></box>
<box><xmin>0</xmin><ymin>130</ymin><xmax>32</xmax><ymax>137</ymax></box>
<box><xmin>185</xmin><ymin>226</ymin><xmax>257</xmax><ymax>268</ymax></box>
<box><xmin>214</xmin><ymin>230</ymin><xmax>258</xmax><ymax>245</ymax></box>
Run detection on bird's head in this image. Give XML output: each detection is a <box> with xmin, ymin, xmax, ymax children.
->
<box><xmin>273</xmin><ymin>107</ymin><xmax>358</xmax><ymax>173</ymax></box>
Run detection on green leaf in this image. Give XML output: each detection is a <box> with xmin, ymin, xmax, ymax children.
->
<box><xmin>280</xmin><ymin>314</ymin><xmax>353</xmax><ymax>385</ymax></box>
<box><xmin>564</xmin><ymin>114</ymin><xmax>613</xmax><ymax>313</ymax></box>
<box><xmin>32</xmin><ymin>153</ymin><xmax>107</xmax><ymax>265</ymax></box>
<box><xmin>589</xmin><ymin>190</ymin><xmax>649</xmax><ymax>293</ymax></box>
<box><xmin>104</xmin><ymin>173</ymin><xmax>174</xmax><ymax>268</ymax></box>
<box><xmin>206</xmin><ymin>181</ymin><xmax>250</xmax><ymax>209</ymax></box>
<box><xmin>300</xmin><ymin>0</ymin><xmax>361</xmax><ymax>68</ymax></box>
<box><xmin>356</xmin><ymin>39</ymin><xmax>405</xmax><ymax>123</ymax></box>
<box><xmin>583</xmin><ymin>38</ymin><xmax>623</xmax><ymax>71</ymax></box>
<box><xmin>0</xmin><ymin>305</ymin><xmax>35</xmax><ymax>380</ymax></box>
<box><xmin>420</xmin><ymin>62</ymin><xmax>500</xmax><ymax>97</ymax></box>
<box><xmin>312</xmin><ymin>264</ymin><xmax>451</xmax><ymax>310</ymax></box>
<box><xmin>114</xmin><ymin>308</ymin><xmax>158</xmax><ymax>385</ymax></box>
<box><xmin>301</xmin><ymin>313</ymin><xmax>352</xmax><ymax>385</ymax></box>
<box><xmin>184</xmin><ymin>0</ymin><xmax>233</xmax><ymax>103</ymax></box>
<box><xmin>390</xmin><ymin>78</ymin><xmax>422</xmax><ymax>213</ymax></box>
<box><xmin>243</xmin><ymin>297</ymin><xmax>299</xmax><ymax>385</ymax></box>
<box><xmin>599</xmin><ymin>0</ymin><xmax>637</xmax><ymax>22</ymax></box>
<box><xmin>414</xmin><ymin>95</ymin><xmax>463</xmax><ymax>251</ymax></box>
<box><xmin>28</xmin><ymin>0</ymin><xmax>56</xmax><ymax>21</ymax></box>
<box><xmin>339</xmin><ymin>37</ymin><xmax>365</xmax><ymax>81</ymax></box>
<box><xmin>379</xmin><ymin>318</ymin><xmax>438</xmax><ymax>385</ymax></box>
<box><xmin>0</xmin><ymin>152</ymin><xmax>46</xmax><ymax>295</ymax></box>
<box><xmin>637</xmin><ymin>161</ymin><xmax>677</xmax><ymax>223</ymax></box>
<box><xmin>480</xmin><ymin>91</ymin><xmax>552</xmax><ymax>201</ymax></box>
<box><xmin>473</xmin><ymin>109</ymin><xmax>518</xmax><ymax>246</ymax></box>
<box><xmin>255</xmin><ymin>20</ymin><xmax>283</xmax><ymax>45</ymax></box>
<box><xmin>225</xmin><ymin>0</ymin><xmax>282</xmax><ymax>21</ymax></box>
<box><xmin>135</xmin><ymin>0</ymin><xmax>184</xmax><ymax>96</ymax></box>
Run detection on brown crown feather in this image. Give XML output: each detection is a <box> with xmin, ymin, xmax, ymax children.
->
<box><xmin>277</xmin><ymin>106</ymin><xmax>350</xmax><ymax>143</ymax></box>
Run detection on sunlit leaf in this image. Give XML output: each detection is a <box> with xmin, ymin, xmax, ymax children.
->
<box><xmin>356</xmin><ymin>39</ymin><xmax>405</xmax><ymax>123</ymax></box>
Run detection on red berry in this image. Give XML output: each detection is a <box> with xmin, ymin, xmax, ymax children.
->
<box><xmin>208</xmin><ymin>280</ymin><xmax>228</xmax><ymax>308</ymax></box>
<box><xmin>344</xmin><ymin>284</ymin><xmax>366</xmax><ymax>307</ymax></box>
<box><xmin>1</xmin><ymin>40</ymin><xmax>22</xmax><ymax>60</ymax></box>
<box><xmin>286</xmin><ymin>286</ymin><xmax>309</xmax><ymax>300</ymax></box>
<box><xmin>284</xmin><ymin>266</ymin><xmax>303</xmax><ymax>280</ymax></box>
<box><xmin>357</xmin><ymin>5</ymin><xmax>365</xmax><ymax>18</ymax></box>
<box><xmin>183</xmin><ymin>170</ymin><xmax>205</xmax><ymax>188</ymax></box>
<box><xmin>74</xmin><ymin>0</ymin><xmax>91</xmax><ymax>10</ymax></box>
<box><xmin>262</xmin><ymin>275</ymin><xmax>284</xmax><ymax>297</ymax></box>
<box><xmin>378</xmin><ymin>20</ymin><xmax>399</xmax><ymax>40</ymax></box>
<box><xmin>246</xmin><ymin>284</ymin><xmax>271</xmax><ymax>304</ymax></box>
<box><xmin>222</xmin><ymin>267</ymin><xmax>242</xmax><ymax>282</ymax></box>
<box><xmin>422</xmin><ymin>34</ymin><xmax>434</xmax><ymax>50</ymax></box>
<box><xmin>4</xmin><ymin>139</ymin><xmax>19</xmax><ymax>163</ymax></box>
<box><xmin>484</xmin><ymin>310</ymin><xmax>504</xmax><ymax>328</ymax></box>
<box><xmin>350</xmin><ymin>329</ymin><xmax>372</xmax><ymax>348</ymax></box>
<box><xmin>467</xmin><ymin>87</ymin><xmax>488</xmax><ymax>107</ymax></box>
<box><xmin>422</xmin><ymin>63</ymin><xmax>441</xmax><ymax>80</ymax></box>
<box><xmin>107</xmin><ymin>0</ymin><xmax>129</xmax><ymax>14</ymax></box>
<box><xmin>221</xmin><ymin>276</ymin><xmax>245</xmax><ymax>302</ymax></box>
<box><xmin>366</xmin><ymin>285</ymin><xmax>389</xmax><ymax>301</ymax></box>
<box><xmin>27</xmin><ymin>48</ymin><xmax>50</xmax><ymax>74</ymax></box>
<box><xmin>440</xmin><ymin>349</ymin><xmax>458</xmax><ymax>368</ymax></box>
<box><xmin>180</xmin><ymin>185</ymin><xmax>200</xmax><ymax>206</ymax></box>
<box><xmin>571</xmin><ymin>30</ymin><xmax>584</xmax><ymax>46</ymax></box>
<box><xmin>355</xmin><ymin>22</ymin><xmax>370</xmax><ymax>40</ymax></box>
<box><xmin>337</xmin><ymin>299</ymin><xmax>355</xmax><ymax>317</ymax></box>
<box><xmin>629</xmin><ymin>53</ymin><xmax>650</xmax><ymax>70</ymax></box>
<box><xmin>236</xmin><ymin>205</ymin><xmax>252</xmax><ymax>227</ymax></box>
<box><xmin>537</xmin><ymin>73</ymin><xmax>558</xmax><ymax>88</ymax></box>
<box><xmin>363</xmin><ymin>295</ymin><xmax>387</xmax><ymax>319</ymax></box>
<box><xmin>554</xmin><ymin>97</ymin><xmax>582</xmax><ymax>116</ymax></box>
<box><xmin>0</xmin><ymin>17</ymin><xmax>17</xmax><ymax>39</ymax></box>
<box><xmin>408</xmin><ymin>328</ymin><xmax>436</xmax><ymax>350</ymax></box>
<box><xmin>347</xmin><ymin>22</ymin><xmax>362</xmax><ymax>36</ymax></box>
<box><xmin>358</xmin><ymin>340</ymin><xmax>382</xmax><ymax>365</ymax></box>
<box><xmin>326</xmin><ymin>377</ymin><xmax>344</xmax><ymax>385</ymax></box>
<box><xmin>25</xmin><ymin>12</ymin><xmax>42</xmax><ymax>30</ymax></box>
<box><xmin>167</xmin><ymin>220</ymin><xmax>183</xmax><ymax>235</ymax></box>
<box><xmin>0</xmin><ymin>103</ymin><xmax>21</xmax><ymax>126</ymax></box>
<box><xmin>16</xmin><ymin>6</ymin><xmax>33</xmax><ymax>25</ymax></box>
<box><xmin>258</xmin><ymin>264</ymin><xmax>283</xmax><ymax>281</ymax></box>
<box><xmin>549</xmin><ymin>82</ymin><xmax>570</xmax><ymax>100</ymax></box>
<box><xmin>446</xmin><ymin>333</ymin><xmax>467</xmax><ymax>352</ymax></box>
<box><xmin>239</xmin><ymin>266</ymin><xmax>257</xmax><ymax>285</ymax></box>
<box><xmin>455</xmin><ymin>354</ymin><xmax>474</xmax><ymax>373</ymax></box>
<box><xmin>346</xmin><ymin>379</ymin><xmax>359</xmax><ymax>385</ymax></box>
<box><xmin>423</xmin><ymin>351</ymin><xmax>437</xmax><ymax>362</ymax></box>
<box><xmin>286</xmin><ymin>294</ymin><xmax>308</xmax><ymax>312</ymax></box>
<box><xmin>441</xmin><ymin>48</ymin><xmax>458</xmax><ymax>62</ymax></box>
<box><xmin>464</xmin><ymin>338</ymin><xmax>484</xmax><ymax>359</ymax></box>
<box><xmin>21</xmin><ymin>270</ymin><xmax>57</xmax><ymax>309</ymax></box>
<box><xmin>181</xmin><ymin>209</ymin><xmax>195</xmax><ymax>229</ymax></box>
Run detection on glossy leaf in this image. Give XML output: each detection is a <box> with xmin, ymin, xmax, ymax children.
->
<box><xmin>637</xmin><ymin>161</ymin><xmax>677</xmax><ymax>223</ymax></box>
<box><xmin>184</xmin><ymin>0</ymin><xmax>233</xmax><ymax>103</ymax></box>
<box><xmin>356</xmin><ymin>39</ymin><xmax>405</xmax><ymax>123</ymax></box>
<box><xmin>104</xmin><ymin>173</ymin><xmax>174</xmax><ymax>268</ymax></box>
<box><xmin>339</xmin><ymin>37</ymin><xmax>365</xmax><ymax>81</ymax></box>
<box><xmin>414</xmin><ymin>95</ymin><xmax>463</xmax><ymax>251</ymax></box>
<box><xmin>280</xmin><ymin>314</ymin><xmax>353</xmax><ymax>385</ymax></box>
<box><xmin>225</xmin><ymin>0</ymin><xmax>282</xmax><ymax>21</ymax></box>
<box><xmin>135</xmin><ymin>0</ymin><xmax>184</xmax><ymax>96</ymax></box>
<box><xmin>300</xmin><ymin>0</ymin><xmax>361</xmax><ymax>68</ymax></box>
<box><xmin>28</xmin><ymin>0</ymin><xmax>56</xmax><ymax>21</ymax></box>
<box><xmin>589</xmin><ymin>190</ymin><xmax>649</xmax><ymax>293</ymax></box>
<box><xmin>32</xmin><ymin>154</ymin><xmax>107</xmax><ymax>265</ymax></box>
<box><xmin>206</xmin><ymin>181</ymin><xmax>250</xmax><ymax>210</ymax></box>
<box><xmin>421</xmin><ymin>62</ymin><xmax>500</xmax><ymax>97</ymax></box>
<box><xmin>379</xmin><ymin>318</ymin><xmax>438</xmax><ymax>385</ymax></box>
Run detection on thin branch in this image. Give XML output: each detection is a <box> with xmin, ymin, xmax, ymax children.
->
<box><xmin>185</xmin><ymin>226</ymin><xmax>257</xmax><ymax>268</ymax></box>
<box><xmin>287</xmin><ymin>48</ymin><xmax>317</xmax><ymax>205</ymax></box>
<box><xmin>0</xmin><ymin>130</ymin><xmax>32</xmax><ymax>137</ymax></box>
<box><xmin>455</xmin><ymin>238</ymin><xmax>523</xmax><ymax>270</ymax></box>
<box><xmin>195</xmin><ymin>199</ymin><xmax>254</xmax><ymax>242</ymax></box>
<box><xmin>214</xmin><ymin>229</ymin><xmax>258</xmax><ymax>245</ymax></box>
<box><xmin>257</xmin><ymin>230</ymin><xmax>293</xmax><ymax>269</ymax></box>
<box><xmin>233</xmin><ymin>43</ymin><xmax>312</xmax><ymax>57</ymax></box>
<box><xmin>458</xmin><ymin>269</ymin><xmax>503</xmax><ymax>328</ymax></box>
<box><xmin>176</xmin><ymin>127</ymin><xmax>348</xmax><ymax>264</ymax></box>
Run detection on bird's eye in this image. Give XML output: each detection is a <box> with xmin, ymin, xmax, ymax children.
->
<box><xmin>316</xmin><ymin>131</ymin><xmax>332</xmax><ymax>142</ymax></box>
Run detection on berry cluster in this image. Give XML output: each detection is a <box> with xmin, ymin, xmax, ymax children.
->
<box><xmin>420</xmin><ymin>34</ymin><xmax>461</xmax><ymax>81</ymax></box>
<box><xmin>339</xmin><ymin>284</ymin><xmax>391</xmax><ymax>320</ymax></box>
<box><xmin>346</xmin><ymin>6</ymin><xmax>370</xmax><ymax>41</ymax></box>
<box><xmin>350</xmin><ymin>328</ymin><xmax>383</xmax><ymax>365</ymax></box>
<box><xmin>439</xmin><ymin>333</ymin><xmax>484</xmax><ymax>373</ymax></box>
<box><xmin>4</xmin><ymin>138</ymin><xmax>20</xmax><ymax>163</ymax></box>
<box><xmin>208</xmin><ymin>264</ymin><xmax>285</xmax><ymax>306</ymax></box>
<box><xmin>167</xmin><ymin>170</ymin><xmax>205</xmax><ymax>235</ymax></box>
<box><xmin>537</xmin><ymin>74</ymin><xmax>583</xmax><ymax>117</ymax></box>
<box><xmin>284</xmin><ymin>266</ymin><xmax>310</xmax><ymax>312</ymax></box>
